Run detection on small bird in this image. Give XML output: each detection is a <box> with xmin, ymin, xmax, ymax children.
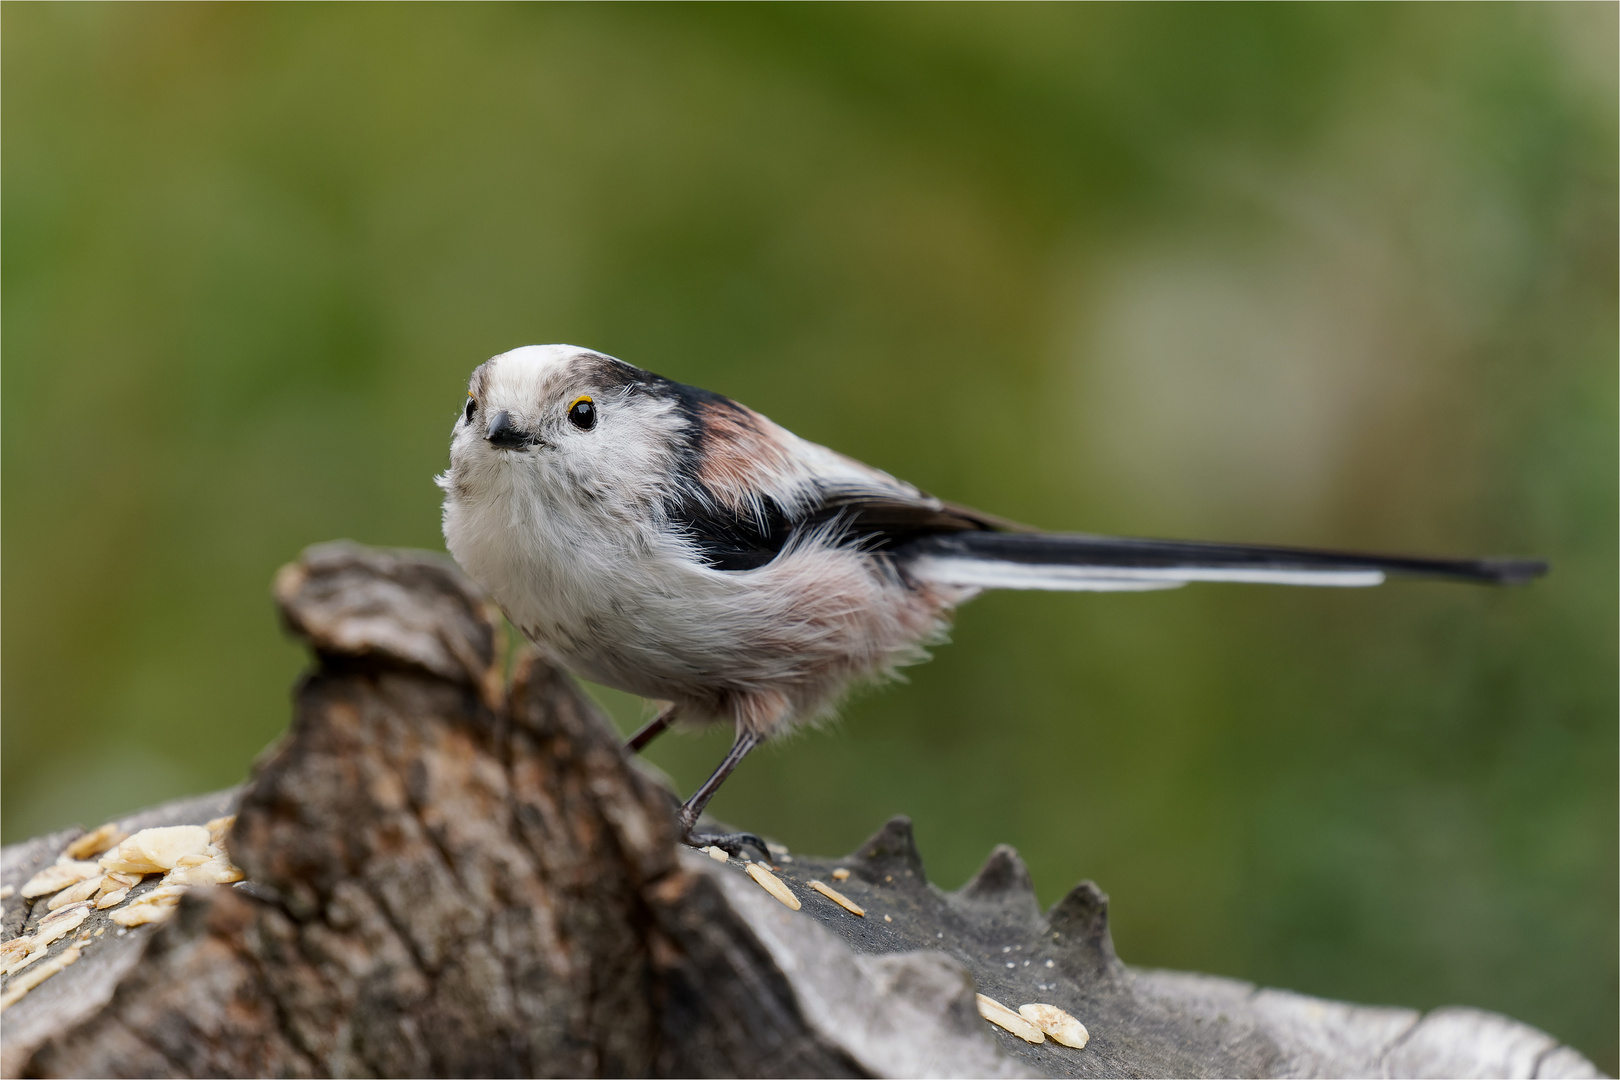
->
<box><xmin>439</xmin><ymin>344</ymin><xmax>1546</xmax><ymax>856</ymax></box>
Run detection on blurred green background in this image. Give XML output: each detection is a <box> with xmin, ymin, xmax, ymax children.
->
<box><xmin>4</xmin><ymin>3</ymin><xmax>1614</xmax><ymax>1069</ymax></box>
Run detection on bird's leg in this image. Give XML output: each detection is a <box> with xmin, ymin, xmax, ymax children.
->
<box><xmin>678</xmin><ymin>729</ymin><xmax>770</xmax><ymax>861</ymax></box>
<box><xmin>624</xmin><ymin>703</ymin><xmax>678</xmax><ymax>755</ymax></box>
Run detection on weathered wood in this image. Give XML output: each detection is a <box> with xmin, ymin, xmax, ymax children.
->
<box><xmin>0</xmin><ymin>543</ymin><xmax>1602</xmax><ymax>1079</ymax></box>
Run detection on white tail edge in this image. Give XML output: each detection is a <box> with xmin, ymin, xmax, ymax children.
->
<box><xmin>910</xmin><ymin>556</ymin><xmax>1386</xmax><ymax>592</ymax></box>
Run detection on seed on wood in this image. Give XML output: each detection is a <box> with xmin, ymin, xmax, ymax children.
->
<box><xmin>20</xmin><ymin>861</ymin><xmax>102</xmax><ymax>899</ymax></box>
<box><xmin>33</xmin><ymin>903</ymin><xmax>91</xmax><ymax>948</ymax></box>
<box><xmin>1020</xmin><ymin>1003</ymin><xmax>1089</xmax><ymax>1048</ymax></box>
<box><xmin>95</xmin><ymin>888</ymin><xmax>130</xmax><ymax>910</ymax></box>
<box><xmin>808</xmin><ymin>880</ymin><xmax>865</xmax><ymax>916</ymax></box>
<box><xmin>0</xmin><ymin>885</ymin><xmax>15</xmax><ymax>901</ymax></box>
<box><xmin>45</xmin><ymin>875</ymin><xmax>104</xmax><ymax>911</ymax></box>
<box><xmin>744</xmin><ymin>863</ymin><xmax>800</xmax><ymax>911</ymax></box>
<box><xmin>705</xmin><ymin>846</ymin><xmax>728</xmax><ymax>863</ymax></box>
<box><xmin>975</xmin><ymin>993</ymin><xmax>1045</xmax><ymax>1044</ymax></box>
<box><xmin>109</xmin><ymin>902</ymin><xmax>177</xmax><ymax>928</ymax></box>
<box><xmin>63</xmin><ymin>823</ymin><xmax>127</xmax><ymax>861</ymax></box>
<box><xmin>831</xmin><ymin>868</ymin><xmax>850</xmax><ymax>881</ymax></box>
<box><xmin>97</xmin><ymin>872</ymin><xmax>143</xmax><ymax>896</ymax></box>
<box><xmin>0</xmin><ymin>937</ymin><xmax>37</xmax><ymax>974</ymax></box>
<box><xmin>109</xmin><ymin>887</ymin><xmax>186</xmax><ymax>928</ymax></box>
<box><xmin>3</xmin><ymin>944</ymin><xmax>47</xmax><ymax>978</ymax></box>
<box><xmin>161</xmin><ymin>852</ymin><xmax>244</xmax><ymax>888</ymax></box>
<box><xmin>884</xmin><ymin>914</ymin><xmax>892</xmax><ymax>922</ymax></box>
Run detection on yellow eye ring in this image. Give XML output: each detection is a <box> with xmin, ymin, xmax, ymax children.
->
<box><xmin>567</xmin><ymin>395</ymin><xmax>597</xmax><ymax>431</ymax></box>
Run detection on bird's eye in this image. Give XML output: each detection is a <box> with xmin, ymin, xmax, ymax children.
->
<box><xmin>464</xmin><ymin>395</ymin><xmax>477</xmax><ymax>425</ymax></box>
<box><xmin>567</xmin><ymin>395</ymin><xmax>597</xmax><ymax>431</ymax></box>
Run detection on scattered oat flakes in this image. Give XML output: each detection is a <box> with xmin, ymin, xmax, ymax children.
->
<box><xmin>744</xmin><ymin>863</ymin><xmax>800</xmax><ymax>911</ymax></box>
<box><xmin>808</xmin><ymin>880</ymin><xmax>865</xmax><ymax>917</ymax></box>
<box><xmin>3</xmin><ymin>942</ymin><xmax>48</xmax><ymax>977</ymax></box>
<box><xmin>976</xmin><ymin>993</ymin><xmax>1045</xmax><ymax>1044</ymax></box>
<box><xmin>0</xmin><ymin>944</ymin><xmax>81</xmax><ymax>1011</ymax></box>
<box><xmin>95</xmin><ymin>888</ymin><xmax>130</xmax><ymax>910</ymax></box>
<box><xmin>884</xmin><ymin>914</ymin><xmax>892</xmax><ymax>922</ymax></box>
<box><xmin>110</xmin><ymin>892</ymin><xmax>184</xmax><ymax>928</ymax></box>
<box><xmin>34</xmin><ymin>903</ymin><xmax>91</xmax><ymax>948</ymax></box>
<box><xmin>0</xmin><ymin>885</ymin><xmax>14</xmax><ymax>900</ymax></box>
<box><xmin>38</xmin><ymin>900</ymin><xmax>90</xmax><ymax>926</ymax></box>
<box><xmin>132</xmin><ymin>884</ymin><xmax>187</xmax><ymax>906</ymax></box>
<box><xmin>98</xmin><ymin>871</ymin><xmax>142</xmax><ymax>893</ymax></box>
<box><xmin>161</xmin><ymin>852</ymin><xmax>244</xmax><ymax>888</ymax></box>
<box><xmin>64</xmin><ymin>823</ymin><xmax>128</xmax><ymax>861</ymax></box>
<box><xmin>45</xmin><ymin>875</ymin><xmax>105</xmax><ymax>911</ymax></box>
<box><xmin>705</xmin><ymin>846</ymin><xmax>728</xmax><ymax>863</ymax></box>
<box><xmin>20</xmin><ymin>861</ymin><xmax>103</xmax><ymax>899</ymax></box>
<box><xmin>0</xmin><ymin>937</ymin><xmax>37</xmax><ymax>972</ymax></box>
<box><xmin>99</xmin><ymin>826</ymin><xmax>210</xmax><ymax>874</ymax></box>
<box><xmin>1020</xmin><ymin>1003</ymin><xmax>1089</xmax><ymax>1048</ymax></box>
<box><xmin>830</xmin><ymin>867</ymin><xmax>850</xmax><ymax>882</ymax></box>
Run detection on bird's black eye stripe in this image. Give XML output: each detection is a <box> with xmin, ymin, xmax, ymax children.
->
<box><xmin>568</xmin><ymin>395</ymin><xmax>597</xmax><ymax>431</ymax></box>
<box><xmin>464</xmin><ymin>396</ymin><xmax>477</xmax><ymax>425</ymax></box>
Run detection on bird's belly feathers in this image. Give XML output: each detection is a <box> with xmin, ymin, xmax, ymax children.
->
<box><xmin>449</xmin><ymin>493</ymin><xmax>964</xmax><ymax>722</ymax></box>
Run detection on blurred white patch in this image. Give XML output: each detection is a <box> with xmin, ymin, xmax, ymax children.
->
<box><xmin>1071</xmin><ymin>240</ymin><xmax>1402</xmax><ymax>529</ymax></box>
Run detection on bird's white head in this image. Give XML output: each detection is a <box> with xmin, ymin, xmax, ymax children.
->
<box><xmin>439</xmin><ymin>344</ymin><xmax>693</xmax><ymax>516</ymax></box>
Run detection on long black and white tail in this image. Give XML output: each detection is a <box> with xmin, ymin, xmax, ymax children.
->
<box><xmin>899</xmin><ymin>531</ymin><xmax>1548</xmax><ymax>592</ymax></box>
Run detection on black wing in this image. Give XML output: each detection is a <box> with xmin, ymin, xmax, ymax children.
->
<box><xmin>665</xmin><ymin>486</ymin><xmax>1010</xmax><ymax>571</ymax></box>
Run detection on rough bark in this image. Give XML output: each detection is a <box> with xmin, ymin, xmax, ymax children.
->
<box><xmin>0</xmin><ymin>543</ymin><xmax>1602</xmax><ymax>1079</ymax></box>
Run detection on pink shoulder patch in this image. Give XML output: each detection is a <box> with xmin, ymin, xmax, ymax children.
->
<box><xmin>695</xmin><ymin>402</ymin><xmax>803</xmax><ymax>507</ymax></box>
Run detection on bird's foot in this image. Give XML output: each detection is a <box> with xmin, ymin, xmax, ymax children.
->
<box><xmin>680</xmin><ymin>828</ymin><xmax>773</xmax><ymax>862</ymax></box>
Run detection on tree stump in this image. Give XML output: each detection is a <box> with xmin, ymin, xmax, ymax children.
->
<box><xmin>0</xmin><ymin>543</ymin><xmax>1601</xmax><ymax>1079</ymax></box>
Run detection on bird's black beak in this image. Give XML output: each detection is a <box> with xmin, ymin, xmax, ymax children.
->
<box><xmin>486</xmin><ymin>410</ymin><xmax>537</xmax><ymax>450</ymax></box>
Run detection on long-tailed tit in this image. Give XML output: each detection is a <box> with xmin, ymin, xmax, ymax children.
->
<box><xmin>439</xmin><ymin>344</ymin><xmax>1546</xmax><ymax>856</ymax></box>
